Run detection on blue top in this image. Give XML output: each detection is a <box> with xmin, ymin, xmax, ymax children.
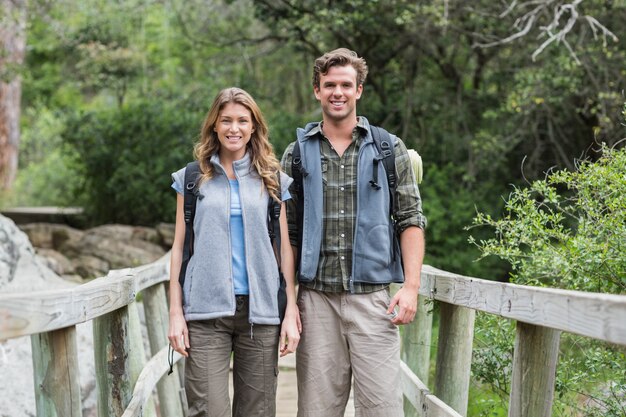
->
<box><xmin>229</xmin><ymin>179</ymin><xmax>249</xmax><ymax>294</ymax></box>
<box><xmin>172</xmin><ymin>175</ymin><xmax>290</xmax><ymax>297</ymax></box>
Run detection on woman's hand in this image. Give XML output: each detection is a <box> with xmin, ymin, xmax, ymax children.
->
<box><xmin>168</xmin><ymin>311</ymin><xmax>190</xmax><ymax>357</ymax></box>
<box><xmin>279</xmin><ymin>304</ymin><xmax>301</xmax><ymax>357</ymax></box>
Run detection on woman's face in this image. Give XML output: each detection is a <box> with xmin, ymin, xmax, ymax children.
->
<box><xmin>214</xmin><ymin>102</ymin><xmax>254</xmax><ymax>160</ymax></box>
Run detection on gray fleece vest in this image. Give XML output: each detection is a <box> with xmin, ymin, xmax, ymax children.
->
<box><xmin>296</xmin><ymin>118</ymin><xmax>404</xmax><ymax>287</ymax></box>
<box><xmin>172</xmin><ymin>152</ymin><xmax>292</xmax><ymax>325</ymax></box>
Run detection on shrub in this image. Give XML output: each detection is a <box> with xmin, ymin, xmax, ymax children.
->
<box><xmin>63</xmin><ymin>100</ymin><xmax>202</xmax><ymax>225</ymax></box>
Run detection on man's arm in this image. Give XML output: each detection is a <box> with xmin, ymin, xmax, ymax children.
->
<box><xmin>388</xmin><ymin>226</ymin><xmax>425</xmax><ymax>324</ymax></box>
<box><xmin>387</xmin><ymin>136</ymin><xmax>427</xmax><ymax>325</ymax></box>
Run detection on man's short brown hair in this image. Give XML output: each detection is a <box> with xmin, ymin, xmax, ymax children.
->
<box><xmin>313</xmin><ymin>48</ymin><xmax>369</xmax><ymax>88</ymax></box>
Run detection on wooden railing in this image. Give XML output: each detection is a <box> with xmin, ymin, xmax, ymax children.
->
<box><xmin>401</xmin><ymin>265</ymin><xmax>626</xmax><ymax>417</ymax></box>
<box><xmin>1</xmin><ymin>258</ymin><xmax>625</xmax><ymax>416</ymax></box>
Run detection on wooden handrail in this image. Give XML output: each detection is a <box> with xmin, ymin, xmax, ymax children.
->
<box><xmin>420</xmin><ymin>265</ymin><xmax>626</xmax><ymax>345</ymax></box>
<box><xmin>2</xmin><ymin>258</ymin><xmax>625</xmax><ymax>417</ymax></box>
<box><xmin>0</xmin><ymin>254</ymin><xmax>169</xmax><ymax>340</ymax></box>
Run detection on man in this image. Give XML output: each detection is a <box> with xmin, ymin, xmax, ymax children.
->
<box><xmin>281</xmin><ymin>48</ymin><xmax>426</xmax><ymax>417</ymax></box>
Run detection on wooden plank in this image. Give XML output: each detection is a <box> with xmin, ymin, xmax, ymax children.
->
<box><xmin>400</xmin><ymin>362</ymin><xmax>462</xmax><ymax>417</ymax></box>
<box><xmin>142</xmin><ymin>283</ymin><xmax>185</xmax><ymax>417</ymax></box>
<box><xmin>420</xmin><ymin>265</ymin><xmax>626</xmax><ymax>345</ymax></box>
<box><xmin>508</xmin><ymin>323</ymin><xmax>561</xmax><ymax>417</ymax></box>
<box><xmin>0</xmin><ymin>256</ymin><xmax>169</xmax><ymax>340</ymax></box>
<box><xmin>92</xmin><ymin>301</ymin><xmax>157</xmax><ymax>416</ymax></box>
<box><xmin>434</xmin><ymin>303</ymin><xmax>475</xmax><ymax>416</ymax></box>
<box><xmin>127</xmin><ymin>301</ymin><xmax>157</xmax><ymax>417</ymax></box>
<box><xmin>31</xmin><ymin>327</ymin><xmax>82</xmax><ymax>417</ymax></box>
<box><xmin>122</xmin><ymin>345</ymin><xmax>184</xmax><ymax>417</ymax></box>
<box><xmin>402</xmin><ymin>296</ymin><xmax>433</xmax><ymax>417</ymax></box>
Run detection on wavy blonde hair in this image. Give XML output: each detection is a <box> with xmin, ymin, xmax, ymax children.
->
<box><xmin>193</xmin><ymin>87</ymin><xmax>281</xmax><ymax>201</ymax></box>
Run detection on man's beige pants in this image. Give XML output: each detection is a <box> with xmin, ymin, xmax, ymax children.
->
<box><xmin>296</xmin><ymin>287</ymin><xmax>403</xmax><ymax>417</ymax></box>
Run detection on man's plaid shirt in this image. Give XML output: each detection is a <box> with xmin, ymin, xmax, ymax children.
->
<box><xmin>281</xmin><ymin>117</ymin><xmax>427</xmax><ymax>293</ymax></box>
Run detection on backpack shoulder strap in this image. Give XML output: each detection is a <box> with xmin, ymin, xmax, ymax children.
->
<box><xmin>290</xmin><ymin>140</ymin><xmax>307</xmax><ymax>268</ymax></box>
<box><xmin>178</xmin><ymin>161</ymin><xmax>202</xmax><ymax>289</ymax></box>
<box><xmin>370</xmin><ymin>125</ymin><xmax>397</xmax><ymax>218</ymax></box>
<box><xmin>267</xmin><ymin>173</ymin><xmax>288</xmax><ymax>322</ymax></box>
<box><xmin>267</xmin><ymin>174</ymin><xmax>282</xmax><ymax>268</ymax></box>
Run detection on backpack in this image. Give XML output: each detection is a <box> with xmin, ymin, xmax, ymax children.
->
<box><xmin>177</xmin><ymin>161</ymin><xmax>287</xmax><ymax>321</ymax></box>
<box><xmin>290</xmin><ymin>125</ymin><xmax>421</xmax><ymax>266</ymax></box>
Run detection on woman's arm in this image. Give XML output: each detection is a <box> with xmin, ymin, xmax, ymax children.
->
<box><xmin>168</xmin><ymin>194</ymin><xmax>190</xmax><ymax>357</ymax></box>
<box><xmin>279</xmin><ymin>201</ymin><xmax>301</xmax><ymax>356</ymax></box>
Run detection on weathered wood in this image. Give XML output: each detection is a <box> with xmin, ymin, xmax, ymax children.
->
<box><xmin>142</xmin><ymin>283</ymin><xmax>185</xmax><ymax>417</ymax></box>
<box><xmin>420</xmin><ymin>265</ymin><xmax>626</xmax><ymax>345</ymax></box>
<box><xmin>508</xmin><ymin>323</ymin><xmax>561</xmax><ymax>417</ymax></box>
<box><xmin>128</xmin><ymin>301</ymin><xmax>157</xmax><ymax>417</ymax></box>
<box><xmin>0</xmin><ymin>256</ymin><xmax>169</xmax><ymax>340</ymax></box>
<box><xmin>3</xmin><ymin>260</ymin><xmax>624</xmax><ymax>347</ymax></box>
<box><xmin>402</xmin><ymin>296</ymin><xmax>433</xmax><ymax>417</ymax></box>
<box><xmin>93</xmin><ymin>305</ymin><xmax>134</xmax><ymax>416</ymax></box>
<box><xmin>434</xmin><ymin>302</ymin><xmax>475</xmax><ymax>416</ymax></box>
<box><xmin>401</xmin><ymin>362</ymin><xmax>462</xmax><ymax>417</ymax></box>
<box><xmin>121</xmin><ymin>345</ymin><xmax>184</xmax><ymax>417</ymax></box>
<box><xmin>31</xmin><ymin>326</ymin><xmax>82</xmax><ymax>417</ymax></box>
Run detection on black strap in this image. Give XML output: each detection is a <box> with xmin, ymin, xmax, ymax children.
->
<box><xmin>370</xmin><ymin>126</ymin><xmax>397</xmax><ymax>220</ymax></box>
<box><xmin>267</xmin><ymin>174</ymin><xmax>287</xmax><ymax>322</ymax></box>
<box><xmin>290</xmin><ymin>141</ymin><xmax>307</xmax><ymax>268</ymax></box>
<box><xmin>267</xmin><ymin>179</ymin><xmax>282</xmax><ymax>268</ymax></box>
<box><xmin>178</xmin><ymin>161</ymin><xmax>202</xmax><ymax>289</ymax></box>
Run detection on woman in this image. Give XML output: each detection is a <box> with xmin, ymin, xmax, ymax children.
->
<box><xmin>168</xmin><ymin>87</ymin><xmax>301</xmax><ymax>417</ymax></box>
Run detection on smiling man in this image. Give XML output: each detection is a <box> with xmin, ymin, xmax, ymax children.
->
<box><xmin>281</xmin><ymin>48</ymin><xmax>427</xmax><ymax>417</ymax></box>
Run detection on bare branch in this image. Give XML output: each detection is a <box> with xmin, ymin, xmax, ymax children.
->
<box><xmin>584</xmin><ymin>15</ymin><xmax>618</xmax><ymax>46</ymax></box>
<box><xmin>474</xmin><ymin>0</ymin><xmax>619</xmax><ymax>63</ymax></box>
<box><xmin>474</xmin><ymin>5</ymin><xmax>542</xmax><ymax>48</ymax></box>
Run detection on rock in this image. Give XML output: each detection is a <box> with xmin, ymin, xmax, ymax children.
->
<box><xmin>0</xmin><ymin>215</ymin><xmax>72</xmax><ymax>293</ymax></box>
<box><xmin>131</xmin><ymin>226</ymin><xmax>161</xmax><ymax>245</ymax></box>
<box><xmin>156</xmin><ymin>222</ymin><xmax>175</xmax><ymax>247</ymax></box>
<box><xmin>72</xmin><ymin>254</ymin><xmax>110</xmax><ymax>279</ymax></box>
<box><xmin>35</xmin><ymin>248</ymin><xmax>75</xmax><ymax>275</ymax></box>
<box><xmin>18</xmin><ymin>223</ymin><xmax>84</xmax><ymax>250</ymax></box>
<box><xmin>61</xmin><ymin>232</ymin><xmax>165</xmax><ymax>272</ymax></box>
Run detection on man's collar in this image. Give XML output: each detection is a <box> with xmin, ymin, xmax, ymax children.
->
<box><xmin>305</xmin><ymin>116</ymin><xmax>368</xmax><ymax>139</ymax></box>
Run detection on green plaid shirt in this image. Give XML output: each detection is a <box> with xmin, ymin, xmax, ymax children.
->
<box><xmin>281</xmin><ymin>117</ymin><xmax>426</xmax><ymax>293</ymax></box>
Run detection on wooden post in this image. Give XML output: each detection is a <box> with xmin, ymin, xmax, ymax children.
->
<box><xmin>434</xmin><ymin>302</ymin><xmax>475</xmax><ymax>416</ymax></box>
<box><xmin>508</xmin><ymin>322</ymin><xmax>560</xmax><ymax>417</ymax></box>
<box><xmin>142</xmin><ymin>282</ymin><xmax>185</xmax><ymax>417</ymax></box>
<box><xmin>31</xmin><ymin>326</ymin><xmax>82</xmax><ymax>417</ymax></box>
<box><xmin>94</xmin><ymin>302</ymin><xmax>155</xmax><ymax>417</ymax></box>
<box><xmin>128</xmin><ymin>301</ymin><xmax>157</xmax><ymax>417</ymax></box>
<box><xmin>402</xmin><ymin>296</ymin><xmax>433</xmax><ymax>417</ymax></box>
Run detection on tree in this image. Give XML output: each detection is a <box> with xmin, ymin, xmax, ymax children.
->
<box><xmin>0</xmin><ymin>0</ymin><xmax>26</xmax><ymax>191</ymax></box>
<box><xmin>469</xmin><ymin>130</ymin><xmax>626</xmax><ymax>414</ymax></box>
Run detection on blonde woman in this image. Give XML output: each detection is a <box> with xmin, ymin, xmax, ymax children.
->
<box><xmin>168</xmin><ymin>87</ymin><xmax>300</xmax><ymax>417</ymax></box>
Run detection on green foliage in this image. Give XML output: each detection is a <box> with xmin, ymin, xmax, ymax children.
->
<box><xmin>422</xmin><ymin>162</ymin><xmax>509</xmax><ymax>279</ymax></box>
<box><xmin>62</xmin><ymin>100</ymin><xmax>202</xmax><ymax>225</ymax></box>
<box><xmin>5</xmin><ymin>106</ymin><xmax>80</xmax><ymax>207</ymax></box>
<box><xmin>470</xmin><ymin>143</ymin><xmax>626</xmax><ymax>414</ymax></box>
<box><xmin>470</xmin><ymin>144</ymin><xmax>626</xmax><ymax>293</ymax></box>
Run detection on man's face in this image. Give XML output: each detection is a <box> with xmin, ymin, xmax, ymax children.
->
<box><xmin>314</xmin><ymin>65</ymin><xmax>363</xmax><ymax>123</ymax></box>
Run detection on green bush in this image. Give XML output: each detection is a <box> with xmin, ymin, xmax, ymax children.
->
<box><xmin>63</xmin><ymin>100</ymin><xmax>202</xmax><ymax>225</ymax></box>
<box><xmin>469</xmin><ymin>143</ymin><xmax>626</xmax><ymax>415</ymax></box>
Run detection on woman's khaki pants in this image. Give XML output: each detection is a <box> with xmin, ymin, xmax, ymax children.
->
<box><xmin>185</xmin><ymin>296</ymin><xmax>280</xmax><ymax>417</ymax></box>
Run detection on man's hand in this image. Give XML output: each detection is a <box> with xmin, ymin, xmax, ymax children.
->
<box><xmin>387</xmin><ymin>285</ymin><xmax>419</xmax><ymax>325</ymax></box>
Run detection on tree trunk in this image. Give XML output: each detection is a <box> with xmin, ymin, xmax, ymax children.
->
<box><xmin>0</xmin><ymin>0</ymin><xmax>27</xmax><ymax>191</ymax></box>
